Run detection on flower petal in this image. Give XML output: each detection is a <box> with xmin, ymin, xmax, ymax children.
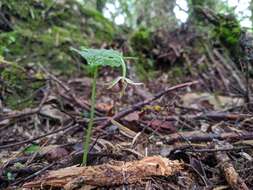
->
<box><xmin>124</xmin><ymin>78</ymin><xmax>143</xmax><ymax>86</ymax></box>
<box><xmin>106</xmin><ymin>76</ymin><xmax>123</xmax><ymax>89</ymax></box>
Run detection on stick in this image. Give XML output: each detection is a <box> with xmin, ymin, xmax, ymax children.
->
<box><xmin>163</xmin><ymin>131</ymin><xmax>253</xmax><ymax>144</ymax></box>
<box><xmin>97</xmin><ymin>81</ymin><xmax>198</xmax><ymax>130</ymax></box>
<box><xmin>0</xmin><ymin>123</ymin><xmax>77</xmax><ymax>149</ymax></box>
<box><xmin>215</xmin><ymin>142</ymin><xmax>249</xmax><ymax>190</ymax></box>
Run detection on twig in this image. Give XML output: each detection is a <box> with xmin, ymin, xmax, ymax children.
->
<box><xmin>143</xmin><ymin>112</ymin><xmax>253</xmax><ymax>124</ymax></box>
<box><xmin>0</xmin><ymin>11</ymin><xmax>13</xmax><ymax>31</ymax></box>
<box><xmin>184</xmin><ymin>164</ymin><xmax>208</xmax><ymax>186</ymax></box>
<box><xmin>186</xmin><ymin>145</ymin><xmax>253</xmax><ymax>153</ymax></box>
<box><xmin>0</xmin><ymin>122</ymin><xmax>77</xmax><ymax>149</ymax></box>
<box><xmin>38</xmin><ymin>64</ymin><xmax>91</xmax><ymax>111</ymax></box>
<box><xmin>213</xmin><ymin>49</ymin><xmax>246</xmax><ymax>92</ymax></box>
<box><xmin>97</xmin><ymin>81</ymin><xmax>198</xmax><ymax>130</ymax></box>
<box><xmin>163</xmin><ymin>131</ymin><xmax>253</xmax><ymax>144</ymax></box>
<box><xmin>205</xmin><ymin>45</ymin><xmax>230</xmax><ymax>93</ymax></box>
<box><xmin>12</xmin><ymin>162</ymin><xmax>55</xmax><ymax>186</ymax></box>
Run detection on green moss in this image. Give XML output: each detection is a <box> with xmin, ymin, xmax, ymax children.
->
<box><xmin>1</xmin><ymin>64</ymin><xmax>44</xmax><ymax>109</ymax></box>
<box><xmin>170</xmin><ymin>66</ymin><xmax>185</xmax><ymax>78</ymax></box>
<box><xmin>1</xmin><ymin>65</ymin><xmax>26</xmax><ymax>90</ymax></box>
<box><xmin>80</xmin><ymin>6</ymin><xmax>115</xmax><ymax>41</ymax></box>
<box><xmin>0</xmin><ymin>0</ymin><xmax>116</xmax><ymax>74</ymax></box>
<box><xmin>0</xmin><ymin>31</ymin><xmax>17</xmax><ymax>56</ymax></box>
<box><xmin>0</xmin><ymin>0</ymin><xmax>117</xmax><ymax>108</ymax></box>
<box><xmin>130</xmin><ymin>27</ymin><xmax>153</xmax><ymax>52</ymax></box>
<box><xmin>212</xmin><ymin>15</ymin><xmax>241</xmax><ymax>48</ymax></box>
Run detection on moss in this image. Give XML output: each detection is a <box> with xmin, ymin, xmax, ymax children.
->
<box><xmin>216</xmin><ymin>20</ymin><xmax>241</xmax><ymax>47</ymax></box>
<box><xmin>130</xmin><ymin>27</ymin><xmax>153</xmax><ymax>53</ymax></box>
<box><xmin>170</xmin><ymin>66</ymin><xmax>185</xmax><ymax>78</ymax></box>
<box><xmin>1</xmin><ymin>64</ymin><xmax>44</xmax><ymax>109</ymax></box>
<box><xmin>80</xmin><ymin>6</ymin><xmax>115</xmax><ymax>41</ymax></box>
<box><xmin>0</xmin><ymin>31</ymin><xmax>18</xmax><ymax>56</ymax></box>
<box><xmin>0</xmin><ymin>0</ymin><xmax>116</xmax><ymax>74</ymax></box>
<box><xmin>0</xmin><ymin>0</ymin><xmax>118</xmax><ymax>109</ymax></box>
<box><xmin>132</xmin><ymin>54</ymin><xmax>157</xmax><ymax>81</ymax></box>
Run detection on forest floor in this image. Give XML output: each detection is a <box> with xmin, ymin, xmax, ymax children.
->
<box><xmin>1</xmin><ymin>55</ymin><xmax>253</xmax><ymax>189</ymax></box>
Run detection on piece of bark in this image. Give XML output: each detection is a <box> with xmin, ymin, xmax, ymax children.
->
<box><xmin>215</xmin><ymin>143</ymin><xmax>249</xmax><ymax>190</ymax></box>
<box><xmin>23</xmin><ymin>156</ymin><xmax>183</xmax><ymax>189</ymax></box>
<box><xmin>164</xmin><ymin>131</ymin><xmax>253</xmax><ymax>144</ymax></box>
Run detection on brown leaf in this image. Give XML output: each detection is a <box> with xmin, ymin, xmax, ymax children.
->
<box><xmin>124</xmin><ymin>111</ymin><xmax>140</xmax><ymax>122</ymax></box>
<box><xmin>45</xmin><ymin>147</ymin><xmax>69</xmax><ymax>162</ymax></box>
<box><xmin>146</xmin><ymin>119</ymin><xmax>176</xmax><ymax>133</ymax></box>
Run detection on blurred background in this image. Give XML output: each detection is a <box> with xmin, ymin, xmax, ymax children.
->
<box><xmin>1</xmin><ymin>0</ymin><xmax>253</xmax><ymax>109</ymax></box>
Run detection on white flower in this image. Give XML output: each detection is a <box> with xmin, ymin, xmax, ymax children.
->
<box><xmin>107</xmin><ymin>76</ymin><xmax>143</xmax><ymax>97</ymax></box>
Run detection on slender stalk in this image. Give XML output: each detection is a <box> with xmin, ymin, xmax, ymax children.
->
<box><xmin>119</xmin><ymin>58</ymin><xmax>127</xmax><ymax>97</ymax></box>
<box><xmin>82</xmin><ymin>66</ymin><xmax>98</xmax><ymax>165</ymax></box>
<box><xmin>121</xmin><ymin>57</ymin><xmax>127</xmax><ymax>79</ymax></box>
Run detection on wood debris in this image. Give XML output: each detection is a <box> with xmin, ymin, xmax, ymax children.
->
<box><xmin>215</xmin><ymin>142</ymin><xmax>249</xmax><ymax>190</ymax></box>
<box><xmin>23</xmin><ymin>156</ymin><xmax>183</xmax><ymax>189</ymax></box>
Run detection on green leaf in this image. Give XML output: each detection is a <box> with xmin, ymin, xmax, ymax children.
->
<box><xmin>24</xmin><ymin>144</ymin><xmax>40</xmax><ymax>154</ymax></box>
<box><xmin>70</xmin><ymin>48</ymin><xmax>124</xmax><ymax>68</ymax></box>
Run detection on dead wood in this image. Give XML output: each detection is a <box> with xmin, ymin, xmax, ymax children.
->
<box><xmin>195</xmin><ymin>112</ymin><xmax>252</xmax><ymax>121</ymax></box>
<box><xmin>144</xmin><ymin>112</ymin><xmax>252</xmax><ymax>122</ymax></box>
<box><xmin>215</xmin><ymin>143</ymin><xmax>249</xmax><ymax>190</ymax></box>
<box><xmin>163</xmin><ymin>131</ymin><xmax>253</xmax><ymax>144</ymax></box>
<box><xmin>213</xmin><ymin>49</ymin><xmax>246</xmax><ymax>92</ymax></box>
<box><xmin>23</xmin><ymin>156</ymin><xmax>183</xmax><ymax>189</ymax></box>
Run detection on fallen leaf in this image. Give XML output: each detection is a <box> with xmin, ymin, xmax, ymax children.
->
<box><xmin>124</xmin><ymin>111</ymin><xmax>140</xmax><ymax>122</ymax></box>
<box><xmin>181</xmin><ymin>93</ymin><xmax>244</xmax><ymax>110</ymax></box>
<box><xmin>40</xmin><ymin>104</ymin><xmax>70</xmax><ymax>123</ymax></box>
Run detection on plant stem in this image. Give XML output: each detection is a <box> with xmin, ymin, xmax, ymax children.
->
<box><xmin>82</xmin><ymin>66</ymin><xmax>98</xmax><ymax>166</ymax></box>
<box><xmin>121</xmin><ymin>57</ymin><xmax>127</xmax><ymax>79</ymax></box>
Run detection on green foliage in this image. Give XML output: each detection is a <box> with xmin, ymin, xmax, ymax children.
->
<box><xmin>130</xmin><ymin>27</ymin><xmax>157</xmax><ymax>80</ymax></box>
<box><xmin>6</xmin><ymin>172</ymin><xmax>14</xmax><ymax>181</ymax></box>
<box><xmin>189</xmin><ymin>0</ymin><xmax>229</xmax><ymax>21</ymax></box>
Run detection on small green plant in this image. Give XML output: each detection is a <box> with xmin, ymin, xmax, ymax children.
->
<box><xmin>71</xmin><ymin>48</ymin><xmax>141</xmax><ymax>165</ymax></box>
